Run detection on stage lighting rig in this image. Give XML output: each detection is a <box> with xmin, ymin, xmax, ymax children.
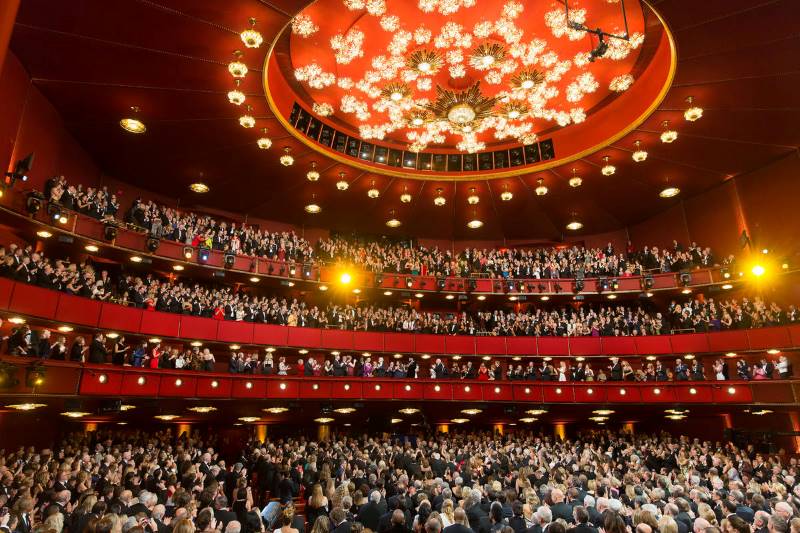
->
<box><xmin>26</xmin><ymin>191</ymin><xmax>45</xmax><ymax>215</ymax></box>
<box><xmin>5</xmin><ymin>153</ymin><xmax>34</xmax><ymax>188</ymax></box>
<box><xmin>565</xmin><ymin>0</ymin><xmax>631</xmax><ymax>62</ymax></box>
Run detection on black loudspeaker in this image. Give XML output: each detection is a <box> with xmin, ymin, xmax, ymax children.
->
<box><xmin>146</xmin><ymin>237</ymin><xmax>160</xmax><ymax>253</ymax></box>
<box><xmin>103</xmin><ymin>224</ymin><xmax>117</xmax><ymax>241</ymax></box>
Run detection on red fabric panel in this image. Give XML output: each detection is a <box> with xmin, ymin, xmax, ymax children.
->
<box><xmin>474</xmin><ymin>279</ymin><xmax>494</xmax><ymax>292</ymax></box>
<box><xmin>423</xmin><ymin>383</ymin><xmax>452</xmax><ymax>400</ymax></box>
<box><xmin>482</xmin><ymin>383</ymin><xmax>513</xmax><ymax>401</ymax></box>
<box><xmin>475</xmin><ymin>337</ymin><xmax>506</xmax><ymax>355</ymax></box>
<box><xmin>789</xmin><ymin>325</ymin><xmax>800</xmax><ymax>348</ymax></box>
<box><xmin>55</xmin><ymin>293</ymin><xmax>101</xmax><ymax>327</ymax></box>
<box><xmin>641</xmin><ymin>385</ymin><xmax>676</xmax><ymax>402</ymax></box>
<box><xmin>542</xmin><ymin>385</ymin><xmax>573</xmax><ymax>402</ymax></box>
<box><xmin>287</xmin><ymin>327</ymin><xmax>322</xmax><ymax>348</ymax></box>
<box><xmin>451</xmin><ymin>383</ymin><xmax>483</xmax><ymax>401</ymax></box>
<box><xmin>511</xmin><ymin>384</ymin><xmax>543</xmax><ymax>402</ymax></box>
<box><xmin>747</xmin><ymin>327</ymin><xmax>792</xmax><ymax>350</ymax></box>
<box><xmin>634</xmin><ymin>336</ymin><xmax>672</xmax><ymax>354</ymax></box>
<box><xmin>362</xmin><ymin>381</ymin><xmax>394</xmax><ymax>399</ymax></box>
<box><xmin>712</xmin><ymin>383</ymin><xmax>752</xmax><ymax>403</ymax></box>
<box><xmin>139</xmin><ymin>311</ymin><xmax>181</xmax><ymax>338</ymax></box>
<box><xmin>707</xmin><ymin>330</ymin><xmax>750</xmax><ymax>352</ymax></box>
<box><xmin>79</xmin><ymin>369</ymin><xmax>123</xmax><ymax>395</ymax></box>
<box><xmin>445</xmin><ymin>336</ymin><xmax>475</xmax><ymax>355</ymax></box>
<box><xmin>196</xmin><ymin>377</ymin><xmax>232</xmax><ymax>398</ymax></box>
<box><xmin>98</xmin><ymin>304</ymin><xmax>142</xmax><ymax>333</ymax></box>
<box><xmin>384</xmin><ymin>333</ymin><xmax>415</xmax><ymax>353</ymax></box>
<box><xmin>669</xmin><ymin>333</ymin><xmax>710</xmax><ymax>355</ymax></box>
<box><xmin>353</xmin><ymin>332</ymin><xmax>384</xmax><ymax>352</ymax></box>
<box><xmin>299</xmin><ymin>381</ymin><xmax>332</xmax><ymax>398</ymax></box>
<box><xmin>217</xmin><ymin>321</ymin><xmax>254</xmax><ymax>344</ymax></box>
<box><xmin>606</xmin><ymin>386</ymin><xmax>641</xmax><ymax>403</ymax></box>
<box><xmin>266</xmin><ymin>380</ymin><xmax>299</xmax><ymax>398</ymax></box>
<box><xmin>9</xmin><ymin>283</ymin><xmax>59</xmax><ymax>319</ymax></box>
<box><xmin>73</xmin><ymin>217</ymin><xmax>104</xmax><ymax>241</ymax></box>
<box><xmin>601</xmin><ymin>337</ymin><xmax>637</xmax><ymax>355</ymax></box>
<box><xmin>675</xmin><ymin>384</ymin><xmax>714</xmax><ymax>403</ymax></box>
<box><xmin>253</xmin><ymin>324</ymin><xmax>288</xmax><ymax>346</ymax></box>
<box><xmin>569</xmin><ymin>337</ymin><xmax>602</xmax><ymax>356</ymax></box>
<box><xmin>330</xmin><ymin>381</ymin><xmax>362</xmax><ymax>399</ymax></box>
<box><xmin>506</xmin><ymin>337</ymin><xmax>537</xmax><ymax>355</ymax></box>
<box><xmin>616</xmin><ymin>278</ymin><xmax>642</xmax><ymax>292</ymax></box>
<box><xmin>415</xmin><ymin>334</ymin><xmax>445</xmax><ymax>354</ymax></box>
<box><xmin>121</xmin><ymin>373</ymin><xmax>161</xmax><ymax>396</ymax></box>
<box><xmin>159</xmin><ymin>376</ymin><xmax>197</xmax><ymax>397</ymax></box>
<box><xmin>113</xmin><ymin>230</ymin><xmax>147</xmax><ymax>251</ymax></box>
<box><xmin>537</xmin><ymin>337</ymin><xmax>570</xmax><ymax>356</ymax></box>
<box><xmin>0</xmin><ymin>277</ymin><xmax>15</xmax><ymax>310</ymax></box>
<box><xmin>179</xmin><ymin>316</ymin><xmax>219</xmax><ymax>341</ymax></box>
<box><xmin>393</xmin><ymin>382</ymin><xmax>422</xmax><ymax>399</ymax></box>
<box><xmin>155</xmin><ymin>240</ymin><xmax>185</xmax><ymax>260</ymax></box>
<box><xmin>574</xmin><ymin>385</ymin><xmax>607</xmax><ymax>403</ymax></box>
<box><xmin>321</xmin><ymin>329</ymin><xmax>353</xmax><ymax>350</ymax></box>
<box><xmin>232</xmin><ymin>378</ymin><xmax>266</xmax><ymax>398</ymax></box>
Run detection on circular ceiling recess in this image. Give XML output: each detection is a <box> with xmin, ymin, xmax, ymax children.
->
<box><xmin>265</xmin><ymin>0</ymin><xmax>675</xmax><ymax>179</ymax></box>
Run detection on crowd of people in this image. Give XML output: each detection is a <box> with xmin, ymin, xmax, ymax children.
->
<box><xmin>1</xmin><ymin>243</ymin><xmax>795</xmax><ymax>340</ymax></box>
<box><xmin>1</xmin><ymin>427</ymin><xmax>799</xmax><ymax>533</ymax></box>
<box><xmin>41</xmin><ymin>175</ymin><xmax>733</xmax><ymax>280</ymax></box>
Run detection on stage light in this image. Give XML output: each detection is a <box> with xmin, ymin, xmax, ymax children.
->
<box><xmin>146</xmin><ymin>237</ymin><xmax>159</xmax><ymax>253</ymax></box>
<box><xmin>679</xmin><ymin>271</ymin><xmax>691</xmax><ymax>286</ymax></box>
<box><xmin>574</xmin><ymin>279</ymin><xmax>584</xmax><ymax>292</ymax></box>
<box><xmin>103</xmin><ymin>223</ymin><xmax>118</xmax><ymax>241</ymax></box>
<box><xmin>436</xmin><ymin>277</ymin><xmax>445</xmax><ymax>291</ymax></box>
<box><xmin>25</xmin><ymin>365</ymin><xmax>46</xmax><ymax>388</ymax></box>
<box><xmin>198</xmin><ymin>247</ymin><xmax>210</xmax><ymax>264</ymax></box>
<box><xmin>183</xmin><ymin>246</ymin><xmax>193</xmax><ymax>259</ymax></box>
<box><xmin>406</xmin><ymin>277</ymin><xmax>413</xmax><ymax>288</ymax></box>
<box><xmin>339</xmin><ymin>272</ymin><xmax>352</xmax><ymax>285</ymax></box>
<box><xmin>224</xmin><ymin>253</ymin><xmax>235</xmax><ymax>268</ymax></box>
<box><xmin>751</xmin><ymin>264</ymin><xmax>765</xmax><ymax>277</ymax></box>
<box><xmin>26</xmin><ymin>192</ymin><xmax>44</xmax><ymax>215</ymax></box>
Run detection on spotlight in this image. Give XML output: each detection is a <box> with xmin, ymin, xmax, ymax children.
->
<box><xmin>598</xmin><ymin>277</ymin><xmax>609</xmax><ymax>292</ymax></box>
<box><xmin>406</xmin><ymin>277</ymin><xmax>413</xmax><ymax>288</ymax></box>
<box><xmin>5</xmin><ymin>153</ymin><xmax>34</xmax><ymax>187</ymax></box>
<box><xmin>183</xmin><ymin>246</ymin><xmax>193</xmax><ymax>259</ymax></box>
<box><xmin>224</xmin><ymin>253</ymin><xmax>235</xmax><ymax>269</ymax></box>
<box><xmin>304</xmin><ymin>264</ymin><xmax>313</xmax><ymax>279</ymax></box>
<box><xmin>468</xmin><ymin>278</ymin><xmax>477</xmax><ymax>292</ymax></box>
<box><xmin>574</xmin><ymin>279</ymin><xmax>584</xmax><ymax>292</ymax></box>
<box><xmin>146</xmin><ymin>237</ymin><xmax>160</xmax><ymax>253</ymax></box>
<box><xmin>103</xmin><ymin>223</ymin><xmax>118</xmax><ymax>241</ymax></box>
<box><xmin>611</xmin><ymin>278</ymin><xmax>619</xmax><ymax>291</ymax></box>
<box><xmin>374</xmin><ymin>273</ymin><xmax>383</xmax><ymax>287</ymax></box>
<box><xmin>25</xmin><ymin>364</ymin><xmax>46</xmax><ymax>388</ymax></box>
<box><xmin>506</xmin><ymin>280</ymin><xmax>515</xmax><ymax>293</ymax></box>
<box><xmin>289</xmin><ymin>266</ymin><xmax>297</xmax><ymax>276</ymax></box>
<box><xmin>642</xmin><ymin>276</ymin><xmax>654</xmax><ymax>290</ymax></box>
<box><xmin>26</xmin><ymin>191</ymin><xmax>45</xmax><ymax>215</ymax></box>
<box><xmin>436</xmin><ymin>277</ymin><xmax>446</xmax><ymax>291</ymax></box>
<box><xmin>46</xmin><ymin>202</ymin><xmax>61</xmax><ymax>221</ymax></box>
<box><xmin>198</xmin><ymin>247</ymin><xmax>210</xmax><ymax>264</ymax></box>
<box><xmin>679</xmin><ymin>271</ymin><xmax>691</xmax><ymax>286</ymax></box>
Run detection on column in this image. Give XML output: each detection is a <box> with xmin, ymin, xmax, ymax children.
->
<box><xmin>436</xmin><ymin>424</ymin><xmax>449</xmax><ymax>433</ymax></box>
<box><xmin>493</xmin><ymin>423</ymin><xmax>504</xmax><ymax>436</ymax></box>
<box><xmin>255</xmin><ymin>424</ymin><xmax>267</xmax><ymax>443</ymax></box>
<box><xmin>554</xmin><ymin>422</ymin><xmax>566</xmax><ymax>441</ymax></box>
<box><xmin>318</xmin><ymin>423</ymin><xmax>330</xmax><ymax>441</ymax></box>
<box><xmin>0</xmin><ymin>0</ymin><xmax>20</xmax><ymax>75</ymax></box>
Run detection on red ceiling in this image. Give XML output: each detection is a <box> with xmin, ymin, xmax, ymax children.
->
<box><xmin>7</xmin><ymin>0</ymin><xmax>800</xmax><ymax>239</ymax></box>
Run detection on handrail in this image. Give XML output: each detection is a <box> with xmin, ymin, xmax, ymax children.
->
<box><xmin>1</xmin><ymin>278</ymin><xmax>799</xmax><ymax>356</ymax></box>
<box><xmin>0</xmin><ymin>190</ymin><xmax>735</xmax><ymax>296</ymax></box>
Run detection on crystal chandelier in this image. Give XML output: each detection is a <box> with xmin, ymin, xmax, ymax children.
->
<box><xmin>467</xmin><ymin>209</ymin><xmax>483</xmax><ymax>229</ymax></box>
<box><xmin>660</xmin><ymin>120</ymin><xmax>678</xmax><ymax>143</ymax></box>
<box><xmin>500</xmin><ymin>185</ymin><xmax>513</xmax><ymax>201</ymax></box>
<box><xmin>228</xmin><ymin>51</ymin><xmax>248</xmax><ymax>78</ymax></box>
<box><xmin>336</xmin><ymin>172</ymin><xmax>349</xmax><ymax>190</ymax></box>
<box><xmin>306</xmin><ymin>161</ymin><xmax>320</xmax><ymax>181</ymax></box>
<box><xmin>632</xmin><ymin>140</ymin><xmax>648</xmax><ymax>162</ymax></box>
<box><xmin>239</xmin><ymin>105</ymin><xmax>255</xmax><ymax>128</ymax></box>
<box><xmin>659</xmin><ymin>186</ymin><xmax>680</xmax><ymax>198</ymax></box>
<box><xmin>386</xmin><ymin>209</ymin><xmax>402</xmax><ymax>227</ymax></box>
<box><xmin>601</xmin><ymin>155</ymin><xmax>615</xmax><ymax>176</ymax></box>
<box><xmin>566</xmin><ymin>219</ymin><xmax>583</xmax><ymax>230</ymax></box>
<box><xmin>367</xmin><ymin>180</ymin><xmax>380</xmax><ymax>198</ymax></box>
<box><xmin>434</xmin><ymin>188</ymin><xmax>446</xmax><ymax>206</ymax></box>
<box><xmin>568</xmin><ymin>168</ymin><xmax>582</xmax><ymax>188</ymax></box>
<box><xmin>467</xmin><ymin>188</ymin><xmax>479</xmax><ymax>204</ymax></box>
<box><xmin>257</xmin><ymin>128</ymin><xmax>272</xmax><ymax>149</ymax></box>
<box><xmin>240</xmin><ymin>18</ymin><xmax>263</xmax><ymax>48</ymax></box>
<box><xmin>227</xmin><ymin>79</ymin><xmax>245</xmax><ymax>105</ymax></box>
<box><xmin>305</xmin><ymin>194</ymin><xmax>321</xmax><ymax>213</ymax></box>
<box><xmin>535</xmin><ymin>178</ymin><xmax>548</xmax><ymax>196</ymax></box>
<box><xmin>684</xmin><ymin>96</ymin><xmax>703</xmax><ymax>121</ymax></box>
<box><xmin>280</xmin><ymin>147</ymin><xmax>294</xmax><ymax>166</ymax></box>
<box><xmin>400</xmin><ymin>187</ymin><xmax>412</xmax><ymax>203</ymax></box>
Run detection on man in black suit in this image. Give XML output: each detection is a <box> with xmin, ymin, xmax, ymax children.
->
<box><xmin>383</xmin><ymin>510</ymin><xmax>411</xmax><ymax>533</ymax></box>
<box><xmin>609</xmin><ymin>357</ymin><xmax>622</xmax><ymax>381</ymax></box>
<box><xmin>443</xmin><ymin>509</ymin><xmax>474</xmax><ymax>533</ymax></box>
<box><xmin>213</xmin><ymin>496</ymin><xmax>238</xmax><ymax>530</ymax></box>
<box><xmin>357</xmin><ymin>491</ymin><xmax>383</xmax><ymax>531</ymax></box>
<box><xmin>570</xmin><ymin>507</ymin><xmax>598</xmax><ymax>533</ymax></box>
<box><xmin>88</xmin><ymin>334</ymin><xmax>108</xmax><ymax>364</ymax></box>
<box><xmin>332</xmin><ymin>508</ymin><xmax>352</xmax><ymax>533</ymax></box>
<box><xmin>508</xmin><ymin>502</ymin><xmax>528</xmax><ymax>533</ymax></box>
<box><xmin>465</xmin><ymin>490</ymin><xmax>491</xmax><ymax>533</ymax></box>
<box><xmin>550</xmin><ymin>489</ymin><xmax>573</xmax><ymax>524</ymax></box>
<box><xmin>584</xmin><ymin>497</ymin><xmax>603</xmax><ymax>529</ymax></box>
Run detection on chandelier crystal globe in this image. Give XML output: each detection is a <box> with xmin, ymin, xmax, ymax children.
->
<box><xmin>660</xmin><ymin>120</ymin><xmax>678</xmax><ymax>143</ymax></box>
<box><xmin>684</xmin><ymin>96</ymin><xmax>703</xmax><ymax>121</ymax></box>
<box><xmin>601</xmin><ymin>156</ymin><xmax>616</xmax><ymax>176</ymax></box>
<box><xmin>257</xmin><ymin>128</ymin><xmax>272</xmax><ymax>149</ymax></box>
<box><xmin>306</xmin><ymin>162</ymin><xmax>320</xmax><ymax>181</ymax></box>
<box><xmin>240</xmin><ymin>18</ymin><xmax>263</xmax><ymax>48</ymax></box>
<box><xmin>467</xmin><ymin>188</ymin><xmax>479</xmax><ymax>205</ymax></box>
<box><xmin>279</xmin><ymin>147</ymin><xmax>294</xmax><ymax>166</ymax></box>
<box><xmin>434</xmin><ymin>188</ymin><xmax>446</xmax><ymax>206</ymax></box>
<box><xmin>227</xmin><ymin>80</ymin><xmax>245</xmax><ymax>105</ymax></box>
<box><xmin>632</xmin><ymin>140</ymin><xmax>648</xmax><ymax>162</ymax></box>
<box><xmin>336</xmin><ymin>173</ymin><xmax>349</xmax><ymax>190</ymax></box>
<box><xmin>535</xmin><ymin>178</ymin><xmax>548</xmax><ymax>196</ymax></box>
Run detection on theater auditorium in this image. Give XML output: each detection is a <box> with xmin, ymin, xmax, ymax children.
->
<box><xmin>0</xmin><ymin>2</ymin><xmax>799</xmax><ymax>533</ymax></box>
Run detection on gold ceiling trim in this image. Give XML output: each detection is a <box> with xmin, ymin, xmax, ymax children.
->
<box><xmin>263</xmin><ymin>0</ymin><xmax>677</xmax><ymax>181</ymax></box>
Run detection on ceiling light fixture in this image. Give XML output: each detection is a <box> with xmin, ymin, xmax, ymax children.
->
<box><xmin>7</xmin><ymin>403</ymin><xmax>46</xmax><ymax>411</ymax></box>
<box><xmin>535</xmin><ymin>178</ymin><xmax>548</xmax><ymax>196</ymax></box>
<box><xmin>280</xmin><ymin>147</ymin><xmax>294</xmax><ymax>166</ymax></box>
<box><xmin>467</xmin><ymin>187</ymin><xmax>479</xmax><ymax>205</ymax></box>
<box><xmin>632</xmin><ymin>140</ymin><xmax>648</xmax><ymax>162</ymax></box>
<box><xmin>367</xmin><ymin>180</ymin><xmax>380</xmax><ymax>198</ymax></box>
<box><xmin>62</xmin><ymin>411</ymin><xmax>91</xmax><ymax>418</ymax></box>
<box><xmin>660</xmin><ymin>120</ymin><xmax>678</xmax><ymax>143</ymax></box>
<box><xmin>240</xmin><ymin>18</ymin><xmax>263</xmax><ymax>48</ymax></box>
<box><xmin>314</xmin><ymin>417</ymin><xmax>334</xmax><ymax>423</ymax></box>
<box><xmin>257</xmin><ymin>128</ymin><xmax>272</xmax><ymax>149</ymax></box>
<box><xmin>434</xmin><ymin>188</ymin><xmax>446</xmax><ymax>206</ymax></box>
<box><xmin>306</xmin><ymin>161</ymin><xmax>319</xmax><ymax>181</ymax></box>
<box><xmin>228</xmin><ymin>50</ymin><xmax>248</xmax><ymax>78</ymax></box>
<box><xmin>227</xmin><ymin>79</ymin><xmax>245</xmax><ymax>105</ymax></box>
<box><xmin>566</xmin><ymin>219</ymin><xmax>583</xmax><ymax>231</ymax></box>
<box><xmin>386</xmin><ymin>209</ymin><xmax>401</xmax><ymax>228</ymax></box>
<box><xmin>569</xmin><ymin>168</ymin><xmax>582</xmax><ymax>188</ymax></box>
<box><xmin>238</xmin><ymin>416</ymin><xmax>261</xmax><ymax>423</ymax></box>
<box><xmin>336</xmin><ymin>172</ymin><xmax>349</xmax><ymax>190</ymax></box>
<box><xmin>188</xmin><ymin>406</ymin><xmax>217</xmax><ymax>413</ymax></box>
<box><xmin>239</xmin><ymin>105</ymin><xmax>255</xmax><ymax>128</ymax></box>
<box><xmin>304</xmin><ymin>194</ymin><xmax>321</xmax><ymax>214</ymax></box>
<box><xmin>400</xmin><ymin>186</ymin><xmax>412</xmax><ymax>203</ymax></box>
<box><xmin>263</xmin><ymin>407</ymin><xmax>289</xmax><ymax>414</ymax></box>
<box><xmin>467</xmin><ymin>209</ymin><xmax>483</xmax><ymax>229</ymax></box>
<box><xmin>119</xmin><ymin>106</ymin><xmax>146</xmax><ymax>134</ymax></box>
<box><xmin>500</xmin><ymin>184</ymin><xmax>513</xmax><ymax>201</ymax></box>
<box><xmin>684</xmin><ymin>96</ymin><xmax>703</xmax><ymax>121</ymax></box>
<box><xmin>36</xmin><ymin>230</ymin><xmax>52</xmax><ymax>238</ymax></box>
<box><xmin>190</xmin><ymin>183</ymin><xmax>209</xmax><ymax>193</ymax></box>
<box><xmin>601</xmin><ymin>156</ymin><xmax>616</xmax><ymax>176</ymax></box>
<box><xmin>659</xmin><ymin>186</ymin><xmax>680</xmax><ymax>198</ymax></box>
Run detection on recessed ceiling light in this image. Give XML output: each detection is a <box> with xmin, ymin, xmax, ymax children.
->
<box><xmin>659</xmin><ymin>187</ymin><xmax>680</xmax><ymax>198</ymax></box>
<box><xmin>173</xmin><ymin>265</ymin><xmax>184</xmax><ymax>271</ymax></box>
<box><xmin>85</xmin><ymin>244</ymin><xmax>99</xmax><ymax>252</ymax></box>
<box><xmin>566</xmin><ymin>221</ymin><xmax>583</xmax><ymax>231</ymax></box>
<box><xmin>190</xmin><ymin>183</ymin><xmax>209</xmax><ymax>193</ymax></box>
<box><xmin>305</xmin><ymin>203</ymin><xmax>321</xmax><ymax>214</ymax></box>
<box><xmin>36</xmin><ymin>230</ymin><xmax>52</xmax><ymax>238</ymax></box>
<box><xmin>7</xmin><ymin>403</ymin><xmax>46</xmax><ymax>411</ymax></box>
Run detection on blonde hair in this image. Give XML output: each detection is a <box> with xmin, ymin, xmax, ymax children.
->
<box><xmin>441</xmin><ymin>499</ymin><xmax>455</xmax><ymax>524</ymax></box>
